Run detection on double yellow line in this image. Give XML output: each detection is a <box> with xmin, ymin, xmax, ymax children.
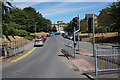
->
<box><xmin>11</xmin><ymin>47</ymin><xmax>36</xmax><ymax>62</ymax></box>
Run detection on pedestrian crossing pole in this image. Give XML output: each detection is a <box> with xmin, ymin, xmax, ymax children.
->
<box><xmin>92</xmin><ymin>15</ymin><xmax>95</xmax><ymax>56</ymax></box>
<box><xmin>77</xmin><ymin>14</ymin><xmax>80</xmax><ymax>51</ymax></box>
<box><xmin>72</xmin><ymin>15</ymin><xmax>80</xmax><ymax>58</ymax></box>
<box><xmin>74</xmin><ymin>27</ymin><xmax>76</xmax><ymax>58</ymax></box>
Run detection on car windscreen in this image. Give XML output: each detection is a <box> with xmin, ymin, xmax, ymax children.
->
<box><xmin>35</xmin><ymin>40</ymin><xmax>42</xmax><ymax>42</ymax></box>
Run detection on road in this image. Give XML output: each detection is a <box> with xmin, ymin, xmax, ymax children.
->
<box><xmin>2</xmin><ymin>35</ymin><xmax>88</xmax><ymax>79</ymax></box>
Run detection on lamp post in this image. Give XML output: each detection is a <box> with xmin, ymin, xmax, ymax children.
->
<box><xmin>3</xmin><ymin>10</ymin><xmax>7</xmax><ymax>58</ymax></box>
<box><xmin>35</xmin><ymin>22</ymin><xmax>38</xmax><ymax>39</ymax></box>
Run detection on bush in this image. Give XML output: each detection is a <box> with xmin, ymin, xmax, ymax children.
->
<box><xmin>18</xmin><ymin>30</ymin><xmax>28</xmax><ymax>37</ymax></box>
<box><xmin>24</xmin><ymin>35</ymin><xmax>34</xmax><ymax>40</ymax></box>
<box><xmin>95</xmin><ymin>27</ymin><xmax>107</xmax><ymax>34</ymax></box>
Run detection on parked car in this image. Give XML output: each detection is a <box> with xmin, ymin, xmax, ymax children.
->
<box><xmin>49</xmin><ymin>32</ymin><xmax>55</xmax><ymax>36</ymax></box>
<box><xmin>41</xmin><ymin>35</ymin><xmax>47</xmax><ymax>40</ymax></box>
<box><xmin>47</xmin><ymin>33</ymin><xmax>50</xmax><ymax>37</ymax></box>
<box><xmin>62</xmin><ymin>33</ymin><xmax>65</xmax><ymax>37</ymax></box>
<box><xmin>34</xmin><ymin>38</ymin><xmax>44</xmax><ymax>47</ymax></box>
<box><xmin>63</xmin><ymin>34</ymin><xmax>67</xmax><ymax>38</ymax></box>
<box><xmin>66</xmin><ymin>35</ymin><xmax>70</xmax><ymax>39</ymax></box>
<box><xmin>72</xmin><ymin>35</ymin><xmax>82</xmax><ymax>41</ymax></box>
<box><xmin>69</xmin><ymin>35</ymin><xmax>73</xmax><ymax>40</ymax></box>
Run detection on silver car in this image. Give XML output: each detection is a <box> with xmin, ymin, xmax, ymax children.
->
<box><xmin>34</xmin><ymin>38</ymin><xmax>44</xmax><ymax>47</ymax></box>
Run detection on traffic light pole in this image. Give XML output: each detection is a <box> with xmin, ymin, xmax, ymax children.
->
<box><xmin>77</xmin><ymin>14</ymin><xmax>80</xmax><ymax>51</ymax></box>
<box><xmin>92</xmin><ymin>15</ymin><xmax>95</xmax><ymax>56</ymax></box>
<box><xmin>74</xmin><ymin>27</ymin><xmax>76</xmax><ymax>58</ymax></box>
<box><xmin>73</xmin><ymin>14</ymin><xmax>80</xmax><ymax>58</ymax></box>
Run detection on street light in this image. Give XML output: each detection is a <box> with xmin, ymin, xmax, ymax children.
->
<box><xmin>35</xmin><ymin>22</ymin><xmax>38</xmax><ymax>39</ymax></box>
<box><xmin>3</xmin><ymin>10</ymin><xmax>7</xmax><ymax>58</ymax></box>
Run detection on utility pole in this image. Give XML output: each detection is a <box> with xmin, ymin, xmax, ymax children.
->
<box><xmin>3</xmin><ymin>10</ymin><xmax>7</xmax><ymax>58</ymax></box>
<box><xmin>35</xmin><ymin>22</ymin><xmax>38</xmax><ymax>39</ymax></box>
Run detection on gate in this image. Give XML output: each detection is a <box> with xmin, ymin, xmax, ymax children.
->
<box><xmin>95</xmin><ymin>46</ymin><xmax>120</xmax><ymax>75</ymax></box>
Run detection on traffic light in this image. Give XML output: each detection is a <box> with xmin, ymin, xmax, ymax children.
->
<box><xmin>72</xmin><ymin>17</ymin><xmax>78</xmax><ymax>27</ymax></box>
<box><xmin>88</xmin><ymin>17</ymin><xmax>93</xmax><ymax>32</ymax></box>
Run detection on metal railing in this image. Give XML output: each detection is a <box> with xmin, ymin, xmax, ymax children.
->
<box><xmin>95</xmin><ymin>48</ymin><xmax>120</xmax><ymax>75</ymax></box>
<box><xmin>1</xmin><ymin>40</ymin><xmax>29</xmax><ymax>58</ymax></box>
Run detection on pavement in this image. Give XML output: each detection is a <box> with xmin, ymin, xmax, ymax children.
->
<box><xmin>2</xmin><ymin>41</ymin><xmax>34</xmax><ymax>65</ymax></box>
<box><xmin>2</xmin><ymin>35</ymin><xmax>89</xmax><ymax>79</ymax></box>
<box><xmin>71</xmin><ymin>50</ymin><xmax>119</xmax><ymax>80</ymax></box>
<box><xmin>61</xmin><ymin>36</ymin><xmax>120</xmax><ymax>80</ymax></box>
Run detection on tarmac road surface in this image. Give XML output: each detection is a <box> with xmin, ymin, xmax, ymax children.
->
<box><xmin>2</xmin><ymin>35</ymin><xmax>88</xmax><ymax>79</ymax></box>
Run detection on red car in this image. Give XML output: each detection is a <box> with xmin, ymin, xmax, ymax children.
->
<box><xmin>41</xmin><ymin>35</ymin><xmax>47</xmax><ymax>40</ymax></box>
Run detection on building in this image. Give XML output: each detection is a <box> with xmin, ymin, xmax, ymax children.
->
<box><xmin>51</xmin><ymin>21</ymin><xmax>67</xmax><ymax>32</ymax></box>
<box><xmin>85</xmin><ymin>14</ymin><xmax>97</xmax><ymax>21</ymax></box>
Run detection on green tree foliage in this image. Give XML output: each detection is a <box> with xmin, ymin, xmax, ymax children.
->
<box><xmin>23</xmin><ymin>7</ymin><xmax>51</xmax><ymax>32</ymax></box>
<box><xmin>2</xmin><ymin>2</ymin><xmax>52</xmax><ymax>38</ymax></box>
<box><xmin>11</xmin><ymin>9</ymin><xmax>30</xmax><ymax>30</ymax></box>
<box><xmin>95</xmin><ymin>27</ymin><xmax>107</xmax><ymax>34</ymax></box>
<box><xmin>18</xmin><ymin>30</ymin><xmax>28</xmax><ymax>37</ymax></box>
<box><xmin>2</xmin><ymin>2</ymin><xmax>17</xmax><ymax>37</ymax></box>
<box><xmin>64</xmin><ymin>21</ymin><xmax>74</xmax><ymax>34</ymax></box>
<box><xmin>52</xmin><ymin>25</ymin><xmax>57</xmax><ymax>32</ymax></box>
<box><xmin>106</xmin><ymin>1</ymin><xmax>120</xmax><ymax>33</ymax></box>
<box><xmin>80</xmin><ymin>19</ymin><xmax>88</xmax><ymax>33</ymax></box>
<box><xmin>2</xmin><ymin>22</ymin><xmax>17</xmax><ymax>36</ymax></box>
<box><xmin>64</xmin><ymin>20</ymin><xmax>88</xmax><ymax>34</ymax></box>
<box><xmin>98</xmin><ymin>9</ymin><xmax>113</xmax><ymax>28</ymax></box>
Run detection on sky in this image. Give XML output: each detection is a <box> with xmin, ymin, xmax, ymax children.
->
<box><xmin>11</xmin><ymin>2</ymin><xmax>112</xmax><ymax>24</ymax></box>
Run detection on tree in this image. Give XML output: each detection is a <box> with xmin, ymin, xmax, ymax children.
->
<box><xmin>64</xmin><ymin>19</ymin><xmax>88</xmax><ymax>34</ymax></box>
<box><xmin>2</xmin><ymin>2</ymin><xmax>17</xmax><ymax>37</ymax></box>
<box><xmin>106</xmin><ymin>1</ymin><xmax>120</xmax><ymax>33</ymax></box>
<box><xmin>95</xmin><ymin>27</ymin><xmax>107</xmax><ymax>34</ymax></box>
<box><xmin>2</xmin><ymin>1</ymin><xmax>52</xmax><ymax>39</ymax></box>
<box><xmin>18</xmin><ymin>30</ymin><xmax>28</xmax><ymax>37</ymax></box>
<box><xmin>64</xmin><ymin>21</ymin><xmax>74</xmax><ymax>34</ymax></box>
<box><xmin>98</xmin><ymin>9</ymin><xmax>113</xmax><ymax>33</ymax></box>
<box><xmin>11</xmin><ymin>9</ymin><xmax>30</xmax><ymax>30</ymax></box>
<box><xmin>23</xmin><ymin>7</ymin><xmax>51</xmax><ymax>32</ymax></box>
<box><xmin>80</xmin><ymin>19</ymin><xmax>88</xmax><ymax>33</ymax></box>
<box><xmin>52</xmin><ymin>25</ymin><xmax>57</xmax><ymax>32</ymax></box>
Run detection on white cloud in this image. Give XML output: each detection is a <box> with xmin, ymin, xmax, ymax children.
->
<box><xmin>12</xmin><ymin>0</ymin><xmax>117</xmax><ymax>2</ymax></box>
<box><xmin>12</xmin><ymin>2</ymin><xmax>42</xmax><ymax>9</ymax></box>
<box><xmin>40</xmin><ymin>7</ymin><xmax>89</xmax><ymax>17</ymax></box>
<box><xmin>38</xmin><ymin>2</ymin><xmax>96</xmax><ymax>17</ymax></box>
<box><xmin>38</xmin><ymin>2</ymin><xmax>103</xmax><ymax>17</ymax></box>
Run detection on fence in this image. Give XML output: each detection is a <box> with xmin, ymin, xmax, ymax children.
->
<box><xmin>95</xmin><ymin>46</ymin><xmax>120</xmax><ymax>75</ymax></box>
<box><xmin>63</xmin><ymin>42</ymin><xmax>74</xmax><ymax>58</ymax></box>
<box><xmin>1</xmin><ymin>40</ymin><xmax>29</xmax><ymax>58</ymax></box>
